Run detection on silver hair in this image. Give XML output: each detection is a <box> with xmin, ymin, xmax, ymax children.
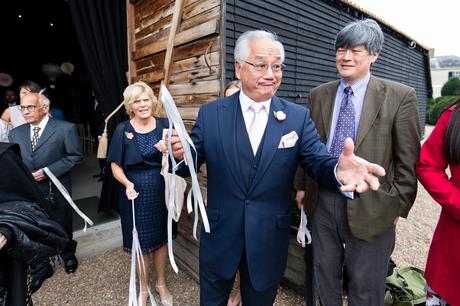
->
<box><xmin>234</xmin><ymin>30</ymin><xmax>285</xmax><ymax>64</ymax></box>
<box><xmin>335</xmin><ymin>19</ymin><xmax>384</xmax><ymax>54</ymax></box>
<box><xmin>38</xmin><ymin>89</ymin><xmax>50</xmax><ymax>106</ymax></box>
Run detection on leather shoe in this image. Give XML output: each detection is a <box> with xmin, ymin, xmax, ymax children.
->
<box><xmin>64</xmin><ymin>255</ymin><xmax>78</xmax><ymax>274</ymax></box>
<box><xmin>31</xmin><ymin>264</ymin><xmax>54</xmax><ymax>293</ymax></box>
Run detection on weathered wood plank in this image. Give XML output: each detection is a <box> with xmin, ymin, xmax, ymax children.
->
<box><xmin>134</xmin><ymin>18</ymin><xmax>220</xmax><ymax>60</ymax></box>
<box><xmin>135</xmin><ymin>0</ymin><xmax>173</xmax><ymax>28</ymax></box>
<box><xmin>135</xmin><ymin>15</ymin><xmax>173</xmax><ymax>48</ymax></box>
<box><xmin>172</xmin><ymin>51</ymin><xmax>220</xmax><ymax>73</ymax></box>
<box><xmin>172</xmin><ymin>36</ymin><xmax>220</xmax><ymax>62</ymax></box>
<box><xmin>173</xmin><ymin>94</ymin><xmax>219</xmax><ymax>106</ymax></box>
<box><xmin>169</xmin><ymin>66</ymin><xmax>220</xmax><ymax>84</ymax></box>
<box><xmin>136</xmin><ymin>52</ymin><xmax>165</xmax><ymax>72</ymax></box>
<box><xmin>169</xmin><ymin>80</ymin><xmax>220</xmax><ymax>96</ymax></box>
<box><xmin>180</xmin><ymin>5</ymin><xmax>220</xmax><ymax>32</ymax></box>
<box><xmin>183</xmin><ymin>0</ymin><xmax>220</xmax><ymax>20</ymax></box>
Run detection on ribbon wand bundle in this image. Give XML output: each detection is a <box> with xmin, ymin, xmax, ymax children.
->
<box><xmin>128</xmin><ymin>198</ymin><xmax>157</xmax><ymax>306</ymax></box>
<box><xmin>159</xmin><ymin>85</ymin><xmax>210</xmax><ymax>273</ymax></box>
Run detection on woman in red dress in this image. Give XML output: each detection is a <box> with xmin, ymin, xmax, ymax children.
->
<box><xmin>416</xmin><ymin>101</ymin><xmax>460</xmax><ymax>305</ymax></box>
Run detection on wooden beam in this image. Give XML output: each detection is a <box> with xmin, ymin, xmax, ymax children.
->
<box><xmin>163</xmin><ymin>0</ymin><xmax>185</xmax><ymax>86</ymax></box>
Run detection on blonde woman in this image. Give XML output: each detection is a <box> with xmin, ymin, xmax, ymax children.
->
<box><xmin>107</xmin><ymin>82</ymin><xmax>172</xmax><ymax>306</ymax></box>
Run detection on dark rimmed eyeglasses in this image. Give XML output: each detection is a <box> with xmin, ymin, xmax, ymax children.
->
<box><xmin>18</xmin><ymin>105</ymin><xmax>45</xmax><ymax>112</ymax></box>
<box><xmin>242</xmin><ymin>60</ymin><xmax>285</xmax><ymax>73</ymax></box>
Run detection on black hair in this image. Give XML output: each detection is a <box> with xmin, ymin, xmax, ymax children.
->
<box><xmin>443</xmin><ymin>99</ymin><xmax>460</xmax><ymax>164</ymax></box>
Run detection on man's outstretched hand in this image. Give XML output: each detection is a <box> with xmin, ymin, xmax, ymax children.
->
<box><xmin>336</xmin><ymin>138</ymin><xmax>386</xmax><ymax>193</ymax></box>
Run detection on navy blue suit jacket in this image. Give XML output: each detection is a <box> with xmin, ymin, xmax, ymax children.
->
<box><xmin>185</xmin><ymin>92</ymin><xmax>337</xmax><ymax>290</ymax></box>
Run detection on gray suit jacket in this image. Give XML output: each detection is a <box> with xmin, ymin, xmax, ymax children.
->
<box><xmin>295</xmin><ymin>76</ymin><xmax>421</xmax><ymax>242</ymax></box>
<box><xmin>9</xmin><ymin>118</ymin><xmax>83</xmax><ymax>192</ymax></box>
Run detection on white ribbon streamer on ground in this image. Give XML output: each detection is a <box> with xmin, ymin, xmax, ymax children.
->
<box><xmin>43</xmin><ymin>167</ymin><xmax>94</xmax><ymax>231</ymax></box>
<box><xmin>128</xmin><ymin>198</ymin><xmax>157</xmax><ymax>306</ymax></box>
<box><xmin>159</xmin><ymin>85</ymin><xmax>210</xmax><ymax>273</ymax></box>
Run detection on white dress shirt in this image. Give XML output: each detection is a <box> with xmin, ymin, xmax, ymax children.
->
<box><xmin>30</xmin><ymin>115</ymin><xmax>50</xmax><ymax>141</ymax></box>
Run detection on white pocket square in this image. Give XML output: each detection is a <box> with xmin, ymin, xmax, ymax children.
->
<box><xmin>278</xmin><ymin>131</ymin><xmax>299</xmax><ymax>148</ymax></box>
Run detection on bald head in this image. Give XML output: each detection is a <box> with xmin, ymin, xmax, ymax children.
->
<box><xmin>20</xmin><ymin>93</ymin><xmax>49</xmax><ymax>125</ymax></box>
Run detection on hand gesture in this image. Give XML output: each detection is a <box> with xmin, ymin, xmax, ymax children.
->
<box><xmin>336</xmin><ymin>138</ymin><xmax>386</xmax><ymax>193</ymax></box>
<box><xmin>125</xmin><ymin>183</ymin><xmax>139</xmax><ymax>200</ymax></box>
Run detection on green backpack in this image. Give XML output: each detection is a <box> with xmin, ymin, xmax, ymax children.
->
<box><xmin>384</xmin><ymin>267</ymin><xmax>426</xmax><ymax>306</ymax></box>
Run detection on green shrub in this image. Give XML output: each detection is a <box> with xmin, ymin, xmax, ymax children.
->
<box><xmin>425</xmin><ymin>97</ymin><xmax>435</xmax><ymax>122</ymax></box>
<box><xmin>427</xmin><ymin>96</ymin><xmax>460</xmax><ymax>125</ymax></box>
<box><xmin>441</xmin><ymin>77</ymin><xmax>460</xmax><ymax>96</ymax></box>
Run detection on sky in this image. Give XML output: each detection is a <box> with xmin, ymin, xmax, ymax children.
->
<box><xmin>351</xmin><ymin>0</ymin><xmax>460</xmax><ymax>57</ymax></box>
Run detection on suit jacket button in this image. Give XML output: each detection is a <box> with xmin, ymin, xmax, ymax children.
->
<box><xmin>245</xmin><ymin>200</ymin><xmax>250</xmax><ymax>205</ymax></box>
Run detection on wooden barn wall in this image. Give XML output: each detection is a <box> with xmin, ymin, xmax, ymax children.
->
<box><xmin>225</xmin><ymin>0</ymin><xmax>431</xmax><ymax>129</ymax></box>
<box><xmin>130</xmin><ymin>0</ymin><xmax>223</xmax><ymax>130</ymax></box>
<box><xmin>128</xmin><ymin>0</ymin><xmax>223</xmax><ymax>281</ymax></box>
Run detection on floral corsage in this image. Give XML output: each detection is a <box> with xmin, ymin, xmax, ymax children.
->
<box><xmin>273</xmin><ymin>110</ymin><xmax>286</xmax><ymax>121</ymax></box>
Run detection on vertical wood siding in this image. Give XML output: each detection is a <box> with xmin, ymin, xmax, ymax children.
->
<box><xmin>225</xmin><ymin>0</ymin><xmax>430</xmax><ymax>129</ymax></box>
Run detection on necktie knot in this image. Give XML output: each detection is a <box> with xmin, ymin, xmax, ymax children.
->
<box><xmin>250</xmin><ymin>102</ymin><xmax>265</xmax><ymax>114</ymax></box>
<box><xmin>343</xmin><ymin>86</ymin><xmax>353</xmax><ymax>106</ymax></box>
<box><xmin>33</xmin><ymin>127</ymin><xmax>40</xmax><ymax>133</ymax></box>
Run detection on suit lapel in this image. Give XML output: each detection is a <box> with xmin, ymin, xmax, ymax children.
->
<box><xmin>18</xmin><ymin>125</ymin><xmax>32</xmax><ymax>154</ymax></box>
<box><xmin>34</xmin><ymin>117</ymin><xmax>56</xmax><ymax>151</ymax></box>
<box><xmin>249</xmin><ymin>96</ymin><xmax>286</xmax><ymax>194</ymax></box>
<box><xmin>355</xmin><ymin>76</ymin><xmax>384</xmax><ymax>150</ymax></box>
<box><xmin>218</xmin><ymin>95</ymin><xmax>245</xmax><ymax>193</ymax></box>
<box><xmin>320</xmin><ymin>81</ymin><xmax>339</xmax><ymax>140</ymax></box>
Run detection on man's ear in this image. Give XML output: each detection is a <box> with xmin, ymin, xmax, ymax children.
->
<box><xmin>235</xmin><ymin>61</ymin><xmax>242</xmax><ymax>80</ymax></box>
<box><xmin>371</xmin><ymin>52</ymin><xmax>379</xmax><ymax>64</ymax></box>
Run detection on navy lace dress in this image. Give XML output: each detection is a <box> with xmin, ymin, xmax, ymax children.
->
<box><xmin>107</xmin><ymin>118</ymin><xmax>168</xmax><ymax>253</ymax></box>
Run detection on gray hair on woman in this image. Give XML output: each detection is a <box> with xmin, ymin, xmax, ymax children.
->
<box><xmin>123</xmin><ymin>81</ymin><xmax>160</xmax><ymax>118</ymax></box>
<box><xmin>335</xmin><ymin>19</ymin><xmax>384</xmax><ymax>55</ymax></box>
<box><xmin>234</xmin><ymin>30</ymin><xmax>285</xmax><ymax>64</ymax></box>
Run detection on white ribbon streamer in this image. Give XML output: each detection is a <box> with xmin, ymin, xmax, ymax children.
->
<box><xmin>296</xmin><ymin>206</ymin><xmax>312</xmax><ymax>247</ymax></box>
<box><xmin>159</xmin><ymin>85</ymin><xmax>210</xmax><ymax>273</ymax></box>
<box><xmin>128</xmin><ymin>199</ymin><xmax>156</xmax><ymax>306</ymax></box>
<box><xmin>42</xmin><ymin>167</ymin><xmax>94</xmax><ymax>231</ymax></box>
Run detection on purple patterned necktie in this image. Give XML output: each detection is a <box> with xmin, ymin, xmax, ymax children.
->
<box><xmin>329</xmin><ymin>86</ymin><xmax>355</xmax><ymax>157</ymax></box>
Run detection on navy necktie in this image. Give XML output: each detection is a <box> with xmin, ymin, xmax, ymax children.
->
<box><xmin>330</xmin><ymin>86</ymin><xmax>355</xmax><ymax>157</ymax></box>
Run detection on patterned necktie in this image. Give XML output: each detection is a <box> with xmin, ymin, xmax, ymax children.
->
<box><xmin>31</xmin><ymin>126</ymin><xmax>41</xmax><ymax>151</ymax></box>
<box><xmin>248</xmin><ymin>102</ymin><xmax>267</xmax><ymax>155</ymax></box>
<box><xmin>329</xmin><ymin>86</ymin><xmax>355</xmax><ymax>157</ymax></box>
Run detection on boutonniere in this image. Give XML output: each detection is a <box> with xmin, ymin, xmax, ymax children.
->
<box><xmin>124</xmin><ymin>132</ymin><xmax>134</xmax><ymax>140</ymax></box>
<box><xmin>273</xmin><ymin>110</ymin><xmax>286</xmax><ymax>121</ymax></box>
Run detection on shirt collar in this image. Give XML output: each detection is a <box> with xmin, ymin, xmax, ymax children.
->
<box><xmin>339</xmin><ymin>73</ymin><xmax>371</xmax><ymax>98</ymax></box>
<box><xmin>31</xmin><ymin>115</ymin><xmax>49</xmax><ymax>130</ymax></box>
<box><xmin>239</xmin><ymin>90</ymin><xmax>271</xmax><ymax>113</ymax></box>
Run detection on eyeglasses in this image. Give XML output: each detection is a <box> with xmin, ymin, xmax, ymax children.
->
<box><xmin>243</xmin><ymin>60</ymin><xmax>285</xmax><ymax>73</ymax></box>
<box><xmin>18</xmin><ymin>105</ymin><xmax>44</xmax><ymax>112</ymax></box>
<box><xmin>336</xmin><ymin>48</ymin><xmax>370</xmax><ymax>57</ymax></box>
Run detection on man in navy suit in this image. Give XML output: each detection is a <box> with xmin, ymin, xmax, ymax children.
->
<box><xmin>171</xmin><ymin>30</ymin><xmax>385</xmax><ymax>306</ymax></box>
<box><xmin>9</xmin><ymin>92</ymin><xmax>82</xmax><ymax>289</ymax></box>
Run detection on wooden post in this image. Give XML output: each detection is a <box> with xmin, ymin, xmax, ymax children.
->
<box><xmin>163</xmin><ymin>0</ymin><xmax>185</xmax><ymax>87</ymax></box>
